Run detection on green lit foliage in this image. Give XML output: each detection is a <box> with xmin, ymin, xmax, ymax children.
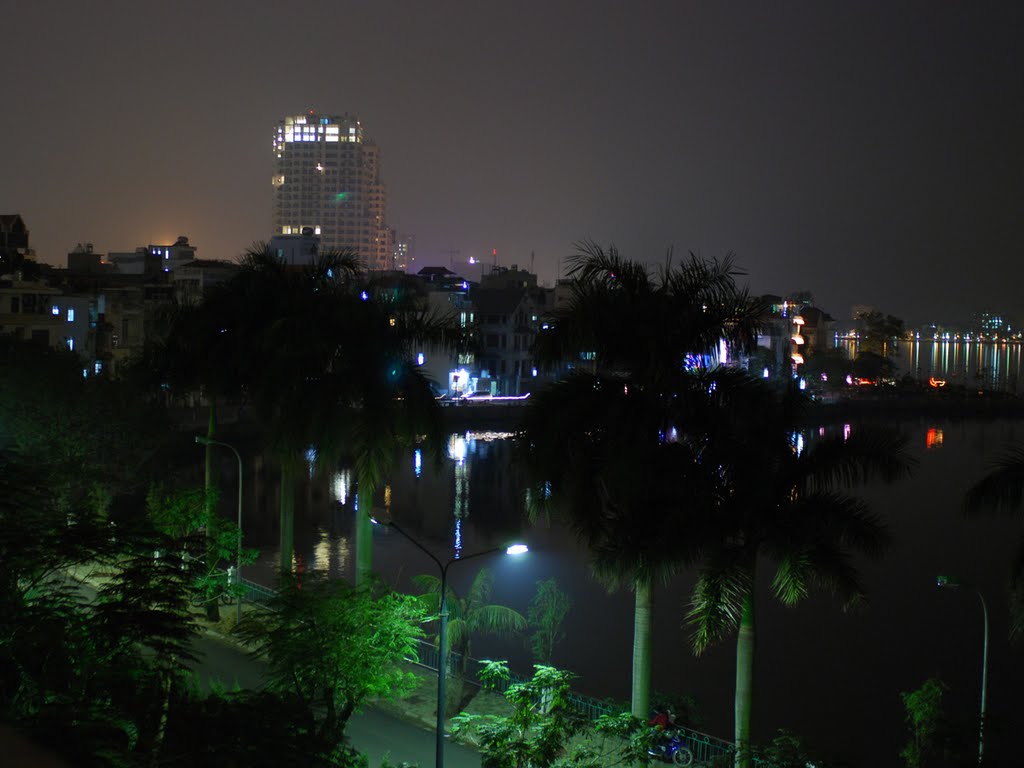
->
<box><xmin>1</xmin><ymin>524</ymin><xmax>202</xmax><ymax>763</ymax></box>
<box><xmin>415</xmin><ymin>567</ymin><xmax>526</xmax><ymax>713</ymax></box>
<box><xmin>237</xmin><ymin>574</ymin><xmax>426</xmax><ymax>744</ymax></box>
<box><xmin>146</xmin><ymin>484</ymin><xmax>257</xmax><ymax>613</ymax></box>
<box><xmin>415</xmin><ymin>568</ymin><xmax>527</xmax><ymax>662</ymax></box>
<box><xmin>900</xmin><ymin>678</ymin><xmax>953</xmax><ymax>768</ymax></box>
<box><xmin>452</xmin><ymin>660</ymin><xmax>653</xmax><ymax>768</ymax></box>
<box><xmin>528</xmin><ymin>578</ymin><xmax>571</xmax><ymax>664</ymax></box>
<box><xmin>1</xmin><ymin>442</ymin><xmax>380</xmax><ymax>767</ymax></box>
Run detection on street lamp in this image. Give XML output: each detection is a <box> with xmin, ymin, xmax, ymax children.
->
<box><xmin>936</xmin><ymin>574</ymin><xmax>989</xmax><ymax>766</ymax></box>
<box><xmin>371</xmin><ymin>517</ymin><xmax>527</xmax><ymax>768</ymax></box>
<box><xmin>196</xmin><ymin>436</ymin><xmax>244</xmax><ymax>624</ymax></box>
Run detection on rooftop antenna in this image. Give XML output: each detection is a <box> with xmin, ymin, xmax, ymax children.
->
<box><xmin>530</xmin><ymin>250</ymin><xmax>535</xmax><ymax>274</ymax></box>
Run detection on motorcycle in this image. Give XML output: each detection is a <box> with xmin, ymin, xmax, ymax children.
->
<box><xmin>648</xmin><ymin>730</ymin><xmax>694</xmax><ymax>766</ymax></box>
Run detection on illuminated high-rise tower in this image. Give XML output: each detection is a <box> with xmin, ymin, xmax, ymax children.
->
<box><xmin>272</xmin><ymin>112</ymin><xmax>391</xmax><ymax>270</ymax></box>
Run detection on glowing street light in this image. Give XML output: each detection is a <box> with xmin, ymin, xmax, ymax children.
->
<box><xmin>936</xmin><ymin>575</ymin><xmax>989</xmax><ymax>765</ymax></box>
<box><xmin>371</xmin><ymin>517</ymin><xmax>527</xmax><ymax>768</ymax></box>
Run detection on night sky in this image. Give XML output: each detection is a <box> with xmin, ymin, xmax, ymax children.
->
<box><xmin>3</xmin><ymin>1</ymin><xmax>1023</xmax><ymax>325</ymax></box>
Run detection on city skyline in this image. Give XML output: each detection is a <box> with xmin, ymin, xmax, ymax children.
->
<box><xmin>2</xmin><ymin>2</ymin><xmax>1023</xmax><ymax>325</ymax></box>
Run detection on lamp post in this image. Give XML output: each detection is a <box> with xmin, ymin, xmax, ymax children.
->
<box><xmin>196</xmin><ymin>436</ymin><xmax>244</xmax><ymax>624</ymax></box>
<box><xmin>936</xmin><ymin>575</ymin><xmax>989</xmax><ymax>766</ymax></box>
<box><xmin>371</xmin><ymin>517</ymin><xmax>527</xmax><ymax>768</ymax></box>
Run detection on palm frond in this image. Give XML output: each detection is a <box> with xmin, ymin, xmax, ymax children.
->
<box><xmin>687</xmin><ymin>552</ymin><xmax>752</xmax><ymax>654</ymax></box>
<box><xmin>770</xmin><ymin>553</ymin><xmax>812</xmax><ymax>606</ymax></box>
<box><xmin>466</xmin><ymin>568</ymin><xmax>494</xmax><ymax>610</ymax></box>
<box><xmin>799</xmin><ymin>428</ymin><xmax>915</xmax><ymax>493</ymax></box>
<box><xmin>964</xmin><ymin>445</ymin><xmax>1024</xmax><ymax>517</ymax></box>
<box><xmin>1008</xmin><ymin>535</ymin><xmax>1024</xmax><ymax>639</ymax></box>
<box><xmin>467</xmin><ymin>605</ymin><xmax>528</xmax><ymax>638</ymax></box>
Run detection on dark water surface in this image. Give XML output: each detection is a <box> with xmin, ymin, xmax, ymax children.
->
<box><xmin>236</xmin><ymin>418</ymin><xmax>1024</xmax><ymax>767</ymax></box>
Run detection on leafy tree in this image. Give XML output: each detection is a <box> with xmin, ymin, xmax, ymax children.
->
<box><xmin>522</xmin><ymin>242</ymin><xmax>761</xmax><ymax>721</ymax></box>
<box><xmin>0</xmin><ymin>335</ymin><xmax>167</xmax><ymax>513</ymax></box>
<box><xmin>414</xmin><ymin>568</ymin><xmax>526</xmax><ymax>713</ymax></box>
<box><xmin>146</xmin><ymin>484</ymin><xmax>257</xmax><ymax>620</ymax></box>
<box><xmin>166</xmin><ymin>244</ymin><xmax>457</xmax><ymax>581</ymax></box>
<box><xmin>964</xmin><ymin>443</ymin><xmax>1024</xmax><ymax>638</ymax></box>
<box><xmin>163</xmin><ymin>687</ymin><xmax>368</xmax><ymax>768</ymax></box>
<box><xmin>451</xmin><ymin>660</ymin><xmax>652</xmax><ymax>768</ymax></box>
<box><xmin>758</xmin><ymin>729</ymin><xmax>840</xmax><ymax>768</ymax></box>
<box><xmin>857</xmin><ymin>310</ymin><xmax>904</xmax><ymax>357</ymax></box>
<box><xmin>686</xmin><ymin>382</ymin><xmax>914</xmax><ymax>766</ymax></box>
<box><xmin>528</xmin><ymin>579</ymin><xmax>571</xmax><ymax>664</ymax></box>
<box><xmin>238</xmin><ymin>574</ymin><xmax>426</xmax><ymax>744</ymax></box>
<box><xmin>850</xmin><ymin>350</ymin><xmax>897</xmax><ymax>382</ymax></box>
<box><xmin>900</xmin><ymin>678</ymin><xmax>953</xmax><ymax>768</ymax></box>
<box><xmin>0</xmin><ymin>442</ymin><xmax>382</xmax><ymax>767</ymax></box>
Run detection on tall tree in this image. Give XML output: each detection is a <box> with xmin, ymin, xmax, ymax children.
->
<box><xmin>521</xmin><ymin>241</ymin><xmax>761</xmax><ymax>720</ymax></box>
<box><xmin>857</xmin><ymin>309</ymin><xmax>904</xmax><ymax>357</ymax></box>
<box><xmin>964</xmin><ymin>443</ymin><xmax>1024</xmax><ymax>637</ymax></box>
<box><xmin>686</xmin><ymin>382</ymin><xmax>913</xmax><ymax>767</ymax></box>
<box><xmin>209</xmin><ymin>245</ymin><xmax>456</xmax><ymax>581</ymax></box>
<box><xmin>527</xmin><ymin>578</ymin><xmax>571</xmax><ymax>664</ymax></box>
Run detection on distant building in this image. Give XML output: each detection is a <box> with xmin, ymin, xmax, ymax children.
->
<box><xmin>0</xmin><ymin>275</ymin><xmax>94</xmax><ymax>362</ymax></box>
<box><xmin>0</xmin><ymin>214</ymin><xmax>33</xmax><ymax>275</ymax></box>
<box><xmin>797</xmin><ymin>306</ymin><xmax>836</xmax><ymax>355</ymax></box>
<box><xmin>107</xmin><ymin>248</ymin><xmax>162</xmax><ymax>276</ymax></box>
<box><xmin>67</xmin><ymin>243</ymin><xmax>108</xmax><ymax>275</ymax></box>
<box><xmin>272</xmin><ymin>112</ymin><xmax>391</xmax><ymax>270</ymax></box>
<box><xmin>392</xmin><ymin>232</ymin><xmax>415</xmax><ymax>271</ymax></box>
<box><xmin>269</xmin><ymin>230</ymin><xmax>320</xmax><ymax>266</ymax></box>
<box><xmin>974</xmin><ymin>310</ymin><xmax>1012</xmax><ymax>336</ymax></box>
<box><xmin>472</xmin><ymin>265</ymin><xmax>549</xmax><ymax>395</ymax></box>
<box><xmin>173</xmin><ymin>259</ymin><xmax>238</xmax><ymax>305</ymax></box>
<box><xmin>149</xmin><ymin>236</ymin><xmax>197</xmax><ymax>273</ymax></box>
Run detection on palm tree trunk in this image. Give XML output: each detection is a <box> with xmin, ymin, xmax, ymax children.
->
<box><xmin>734</xmin><ymin>566</ymin><xmax>757</xmax><ymax>768</ymax></box>
<box><xmin>203</xmin><ymin>399</ymin><xmax>220</xmax><ymax>622</ymax></box>
<box><xmin>631</xmin><ymin>576</ymin><xmax>653</xmax><ymax>719</ymax></box>
<box><xmin>279</xmin><ymin>460</ymin><xmax>295</xmax><ymax>573</ymax></box>
<box><xmin>354</xmin><ymin>484</ymin><xmax>373</xmax><ymax>586</ymax></box>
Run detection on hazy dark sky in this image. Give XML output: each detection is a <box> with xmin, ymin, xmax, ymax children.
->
<box><xmin>3</xmin><ymin>1</ymin><xmax>1023</xmax><ymax>325</ymax></box>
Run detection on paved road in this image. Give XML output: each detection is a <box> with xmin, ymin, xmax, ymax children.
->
<box><xmin>191</xmin><ymin>630</ymin><xmax>482</xmax><ymax>768</ymax></box>
<box><xmin>65</xmin><ymin>575</ymin><xmax>480</xmax><ymax>768</ymax></box>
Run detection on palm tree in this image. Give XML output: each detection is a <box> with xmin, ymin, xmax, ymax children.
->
<box><xmin>520</xmin><ymin>242</ymin><xmax>761</xmax><ymax>720</ymax></box>
<box><xmin>414</xmin><ymin>567</ymin><xmax>526</xmax><ymax>713</ymax></box>
<box><xmin>686</xmin><ymin>382</ymin><xmax>914</xmax><ymax>767</ymax></box>
<box><xmin>228</xmin><ymin>246</ymin><xmax>459</xmax><ymax>580</ymax></box>
<box><xmin>964</xmin><ymin>443</ymin><xmax>1024</xmax><ymax>637</ymax></box>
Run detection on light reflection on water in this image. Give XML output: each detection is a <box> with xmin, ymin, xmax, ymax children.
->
<box><xmin>249</xmin><ymin>421</ymin><xmax>1024</xmax><ymax>767</ymax></box>
<box><xmin>839</xmin><ymin>339</ymin><xmax>1024</xmax><ymax>391</ymax></box>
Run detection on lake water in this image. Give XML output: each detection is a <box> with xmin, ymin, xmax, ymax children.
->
<box><xmin>840</xmin><ymin>338</ymin><xmax>1024</xmax><ymax>393</ymax></box>
<box><xmin>235</xmin><ymin>417</ymin><xmax>1024</xmax><ymax>767</ymax></box>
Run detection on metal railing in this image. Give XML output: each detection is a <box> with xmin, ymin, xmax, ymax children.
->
<box><xmin>232</xmin><ymin>577</ymin><xmax>764</xmax><ymax>765</ymax></box>
<box><xmin>237</xmin><ymin>575</ymin><xmax>277</xmax><ymax>608</ymax></box>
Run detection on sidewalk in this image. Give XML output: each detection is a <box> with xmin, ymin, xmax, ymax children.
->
<box><xmin>64</xmin><ymin>559</ymin><xmax>505</xmax><ymax>746</ymax></box>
